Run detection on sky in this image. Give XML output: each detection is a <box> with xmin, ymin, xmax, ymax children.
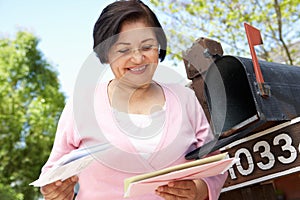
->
<box><xmin>0</xmin><ymin>0</ymin><xmax>185</xmax><ymax>98</ymax></box>
<box><xmin>0</xmin><ymin>0</ymin><xmax>116</xmax><ymax>98</ymax></box>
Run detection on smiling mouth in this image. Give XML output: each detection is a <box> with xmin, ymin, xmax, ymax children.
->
<box><xmin>128</xmin><ymin>65</ymin><xmax>146</xmax><ymax>72</ymax></box>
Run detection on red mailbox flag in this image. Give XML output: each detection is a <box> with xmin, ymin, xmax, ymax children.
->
<box><xmin>245</xmin><ymin>23</ymin><xmax>263</xmax><ymax>46</ymax></box>
<box><xmin>244</xmin><ymin>23</ymin><xmax>269</xmax><ymax>97</ymax></box>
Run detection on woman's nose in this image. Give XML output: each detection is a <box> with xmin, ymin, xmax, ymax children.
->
<box><xmin>130</xmin><ymin>49</ymin><xmax>144</xmax><ymax>63</ymax></box>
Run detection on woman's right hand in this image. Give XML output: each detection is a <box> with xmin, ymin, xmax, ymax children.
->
<box><xmin>40</xmin><ymin>176</ymin><xmax>79</xmax><ymax>200</ymax></box>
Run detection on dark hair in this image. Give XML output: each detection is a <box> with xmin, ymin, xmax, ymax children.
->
<box><xmin>93</xmin><ymin>0</ymin><xmax>167</xmax><ymax>63</ymax></box>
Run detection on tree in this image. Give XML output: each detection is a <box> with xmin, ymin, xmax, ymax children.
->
<box><xmin>0</xmin><ymin>183</ymin><xmax>24</xmax><ymax>200</ymax></box>
<box><xmin>0</xmin><ymin>31</ymin><xmax>66</xmax><ymax>199</ymax></box>
<box><xmin>149</xmin><ymin>0</ymin><xmax>300</xmax><ymax>66</ymax></box>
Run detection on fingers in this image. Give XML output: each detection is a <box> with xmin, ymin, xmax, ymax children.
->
<box><xmin>156</xmin><ymin>180</ymin><xmax>197</xmax><ymax>200</ymax></box>
<box><xmin>40</xmin><ymin>176</ymin><xmax>79</xmax><ymax>200</ymax></box>
<box><xmin>156</xmin><ymin>192</ymin><xmax>187</xmax><ymax>200</ymax></box>
<box><xmin>156</xmin><ymin>180</ymin><xmax>209</xmax><ymax>200</ymax></box>
<box><xmin>167</xmin><ymin>180</ymin><xmax>195</xmax><ymax>189</ymax></box>
<box><xmin>156</xmin><ymin>188</ymin><xmax>190</xmax><ymax>200</ymax></box>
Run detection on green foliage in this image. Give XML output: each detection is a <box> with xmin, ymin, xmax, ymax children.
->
<box><xmin>149</xmin><ymin>0</ymin><xmax>300</xmax><ymax>66</ymax></box>
<box><xmin>0</xmin><ymin>183</ymin><xmax>24</xmax><ymax>200</ymax></box>
<box><xmin>0</xmin><ymin>31</ymin><xmax>66</xmax><ymax>199</ymax></box>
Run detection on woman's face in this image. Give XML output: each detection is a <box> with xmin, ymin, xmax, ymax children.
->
<box><xmin>107</xmin><ymin>20</ymin><xmax>159</xmax><ymax>88</ymax></box>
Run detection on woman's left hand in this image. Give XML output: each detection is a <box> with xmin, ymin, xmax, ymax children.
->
<box><xmin>155</xmin><ymin>179</ymin><xmax>208</xmax><ymax>200</ymax></box>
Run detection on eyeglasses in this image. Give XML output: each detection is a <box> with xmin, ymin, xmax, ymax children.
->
<box><xmin>114</xmin><ymin>43</ymin><xmax>160</xmax><ymax>58</ymax></box>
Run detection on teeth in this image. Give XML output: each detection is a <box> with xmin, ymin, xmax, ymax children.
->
<box><xmin>130</xmin><ymin>65</ymin><xmax>146</xmax><ymax>71</ymax></box>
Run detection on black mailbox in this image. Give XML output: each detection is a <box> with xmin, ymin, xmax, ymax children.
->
<box><xmin>186</xmin><ymin>55</ymin><xmax>300</xmax><ymax>159</ymax></box>
<box><xmin>205</xmin><ymin>55</ymin><xmax>300</xmax><ymax>136</ymax></box>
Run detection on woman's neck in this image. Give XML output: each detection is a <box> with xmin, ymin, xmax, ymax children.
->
<box><xmin>109</xmin><ymin>79</ymin><xmax>152</xmax><ymax>95</ymax></box>
<box><xmin>107</xmin><ymin>79</ymin><xmax>165</xmax><ymax>114</ymax></box>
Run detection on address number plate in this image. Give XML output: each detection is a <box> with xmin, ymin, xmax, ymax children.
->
<box><xmin>222</xmin><ymin>119</ymin><xmax>300</xmax><ymax>191</ymax></box>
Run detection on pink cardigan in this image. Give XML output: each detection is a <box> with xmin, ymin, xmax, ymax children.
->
<box><xmin>41</xmin><ymin>82</ymin><xmax>227</xmax><ymax>199</ymax></box>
